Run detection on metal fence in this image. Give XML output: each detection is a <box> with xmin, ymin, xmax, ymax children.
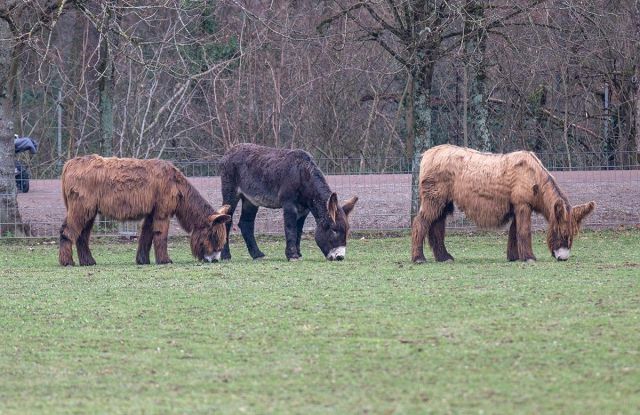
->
<box><xmin>2</xmin><ymin>151</ymin><xmax>639</xmax><ymax>239</ymax></box>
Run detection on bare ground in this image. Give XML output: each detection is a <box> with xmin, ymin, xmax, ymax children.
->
<box><xmin>15</xmin><ymin>170</ymin><xmax>640</xmax><ymax>238</ymax></box>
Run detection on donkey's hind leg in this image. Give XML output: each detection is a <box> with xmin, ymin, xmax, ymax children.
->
<box><xmin>238</xmin><ymin>199</ymin><xmax>265</xmax><ymax>260</ymax></box>
<box><xmin>428</xmin><ymin>202</ymin><xmax>454</xmax><ymax>262</ymax></box>
<box><xmin>412</xmin><ymin>195</ymin><xmax>450</xmax><ymax>263</ymax></box>
<box><xmin>76</xmin><ymin>215</ymin><xmax>97</xmax><ymax>266</ymax></box>
<box><xmin>136</xmin><ymin>214</ymin><xmax>154</xmax><ymax>265</ymax></box>
<box><xmin>411</xmin><ymin>212</ymin><xmax>429</xmax><ymax>263</ymax></box>
<box><xmin>59</xmin><ymin>217</ymin><xmax>78</xmax><ymax>266</ymax></box>
<box><xmin>60</xmin><ymin>204</ymin><xmax>96</xmax><ymax>266</ymax></box>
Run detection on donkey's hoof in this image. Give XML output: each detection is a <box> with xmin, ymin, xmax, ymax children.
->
<box><xmin>525</xmin><ymin>258</ymin><xmax>536</xmax><ymax>264</ymax></box>
<box><xmin>288</xmin><ymin>256</ymin><xmax>302</xmax><ymax>262</ymax></box>
<box><xmin>412</xmin><ymin>257</ymin><xmax>426</xmax><ymax>264</ymax></box>
<box><xmin>436</xmin><ymin>254</ymin><xmax>454</xmax><ymax>262</ymax></box>
<box><xmin>253</xmin><ymin>256</ymin><xmax>265</xmax><ymax>261</ymax></box>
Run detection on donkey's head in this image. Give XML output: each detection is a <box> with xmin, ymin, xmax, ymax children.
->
<box><xmin>547</xmin><ymin>200</ymin><xmax>595</xmax><ymax>261</ymax></box>
<box><xmin>316</xmin><ymin>193</ymin><xmax>358</xmax><ymax>261</ymax></box>
<box><xmin>191</xmin><ymin>205</ymin><xmax>232</xmax><ymax>262</ymax></box>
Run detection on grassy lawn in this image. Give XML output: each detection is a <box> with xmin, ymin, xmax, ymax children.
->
<box><xmin>1</xmin><ymin>230</ymin><xmax>639</xmax><ymax>414</ymax></box>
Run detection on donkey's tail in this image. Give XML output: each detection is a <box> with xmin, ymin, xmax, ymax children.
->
<box><xmin>60</xmin><ymin>161</ymin><xmax>70</xmax><ymax>210</ymax></box>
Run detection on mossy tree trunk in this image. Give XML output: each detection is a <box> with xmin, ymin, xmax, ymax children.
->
<box><xmin>98</xmin><ymin>0</ymin><xmax>119</xmax><ymax>156</ymax></box>
<box><xmin>409</xmin><ymin>59</ymin><xmax>436</xmax><ymax>218</ymax></box>
<box><xmin>634</xmin><ymin>2</ymin><xmax>640</xmax><ymax>163</ymax></box>
<box><xmin>463</xmin><ymin>0</ymin><xmax>491</xmax><ymax>152</ymax></box>
<box><xmin>0</xmin><ymin>18</ymin><xmax>28</xmax><ymax>236</ymax></box>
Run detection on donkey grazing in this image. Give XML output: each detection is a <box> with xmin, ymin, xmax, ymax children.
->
<box><xmin>412</xmin><ymin>145</ymin><xmax>595</xmax><ymax>263</ymax></box>
<box><xmin>59</xmin><ymin>155</ymin><xmax>231</xmax><ymax>266</ymax></box>
<box><xmin>219</xmin><ymin>144</ymin><xmax>358</xmax><ymax>261</ymax></box>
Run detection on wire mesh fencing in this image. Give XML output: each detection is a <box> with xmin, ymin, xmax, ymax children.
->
<box><xmin>1</xmin><ymin>150</ymin><xmax>639</xmax><ymax>240</ymax></box>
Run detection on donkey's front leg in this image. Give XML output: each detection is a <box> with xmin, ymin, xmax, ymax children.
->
<box><xmin>136</xmin><ymin>215</ymin><xmax>154</xmax><ymax>265</ymax></box>
<box><xmin>152</xmin><ymin>217</ymin><xmax>173</xmax><ymax>264</ymax></box>
<box><xmin>514</xmin><ymin>205</ymin><xmax>536</xmax><ymax>262</ymax></box>
<box><xmin>283</xmin><ymin>204</ymin><xmax>301</xmax><ymax>261</ymax></box>
<box><xmin>295</xmin><ymin>212</ymin><xmax>308</xmax><ymax>258</ymax></box>
<box><xmin>221</xmin><ymin>186</ymin><xmax>239</xmax><ymax>261</ymax></box>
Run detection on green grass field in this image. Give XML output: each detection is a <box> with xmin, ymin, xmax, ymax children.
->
<box><xmin>1</xmin><ymin>230</ymin><xmax>639</xmax><ymax>414</ymax></box>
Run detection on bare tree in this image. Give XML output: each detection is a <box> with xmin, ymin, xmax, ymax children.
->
<box><xmin>0</xmin><ymin>0</ymin><xmax>71</xmax><ymax>236</ymax></box>
<box><xmin>0</xmin><ymin>15</ymin><xmax>26</xmax><ymax>236</ymax></box>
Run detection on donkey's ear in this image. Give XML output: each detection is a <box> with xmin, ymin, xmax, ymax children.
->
<box><xmin>573</xmin><ymin>201</ymin><xmax>595</xmax><ymax>224</ymax></box>
<box><xmin>217</xmin><ymin>204</ymin><xmax>231</xmax><ymax>215</ymax></box>
<box><xmin>554</xmin><ymin>200</ymin><xmax>567</xmax><ymax>221</ymax></box>
<box><xmin>208</xmin><ymin>213</ymin><xmax>232</xmax><ymax>225</ymax></box>
<box><xmin>327</xmin><ymin>192</ymin><xmax>338</xmax><ymax>223</ymax></box>
<box><xmin>342</xmin><ymin>196</ymin><xmax>358</xmax><ymax>217</ymax></box>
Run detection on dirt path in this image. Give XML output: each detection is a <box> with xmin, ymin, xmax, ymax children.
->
<box><xmin>16</xmin><ymin>170</ymin><xmax>640</xmax><ymax>238</ymax></box>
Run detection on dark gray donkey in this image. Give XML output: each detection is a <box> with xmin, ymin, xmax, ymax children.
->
<box><xmin>219</xmin><ymin>144</ymin><xmax>358</xmax><ymax>261</ymax></box>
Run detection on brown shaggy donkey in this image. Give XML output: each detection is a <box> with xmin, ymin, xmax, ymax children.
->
<box><xmin>59</xmin><ymin>155</ymin><xmax>231</xmax><ymax>266</ymax></box>
<box><xmin>412</xmin><ymin>145</ymin><xmax>595</xmax><ymax>263</ymax></box>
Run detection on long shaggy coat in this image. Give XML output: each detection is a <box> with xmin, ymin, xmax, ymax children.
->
<box><xmin>412</xmin><ymin>145</ymin><xmax>595</xmax><ymax>263</ymax></box>
<box><xmin>59</xmin><ymin>155</ymin><xmax>230</xmax><ymax>266</ymax></box>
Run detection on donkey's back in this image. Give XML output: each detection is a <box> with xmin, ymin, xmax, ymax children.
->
<box><xmin>219</xmin><ymin>144</ymin><xmax>316</xmax><ymax>208</ymax></box>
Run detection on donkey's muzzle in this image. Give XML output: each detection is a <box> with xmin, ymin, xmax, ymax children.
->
<box><xmin>553</xmin><ymin>248</ymin><xmax>570</xmax><ymax>261</ymax></box>
<box><xmin>327</xmin><ymin>246</ymin><xmax>346</xmax><ymax>261</ymax></box>
<box><xmin>205</xmin><ymin>251</ymin><xmax>222</xmax><ymax>263</ymax></box>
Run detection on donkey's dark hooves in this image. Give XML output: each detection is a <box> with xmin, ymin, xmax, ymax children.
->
<box><xmin>436</xmin><ymin>255</ymin><xmax>454</xmax><ymax>262</ymax></box>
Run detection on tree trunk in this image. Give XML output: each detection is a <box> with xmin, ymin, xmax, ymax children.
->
<box><xmin>410</xmin><ymin>60</ymin><xmax>435</xmax><ymax>219</ymax></box>
<box><xmin>0</xmin><ymin>19</ymin><xmax>28</xmax><ymax>237</ymax></box>
<box><xmin>64</xmin><ymin>9</ymin><xmax>85</xmax><ymax>159</ymax></box>
<box><xmin>464</xmin><ymin>0</ymin><xmax>491</xmax><ymax>151</ymax></box>
<box><xmin>635</xmin><ymin>63</ymin><xmax>640</xmax><ymax>162</ymax></box>
<box><xmin>98</xmin><ymin>1</ymin><xmax>118</xmax><ymax>156</ymax></box>
<box><xmin>634</xmin><ymin>3</ymin><xmax>640</xmax><ymax>163</ymax></box>
<box><xmin>561</xmin><ymin>67</ymin><xmax>572</xmax><ymax>169</ymax></box>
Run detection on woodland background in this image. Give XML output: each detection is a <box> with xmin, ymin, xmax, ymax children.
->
<box><xmin>1</xmin><ymin>0</ymin><xmax>639</xmax><ymax>234</ymax></box>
